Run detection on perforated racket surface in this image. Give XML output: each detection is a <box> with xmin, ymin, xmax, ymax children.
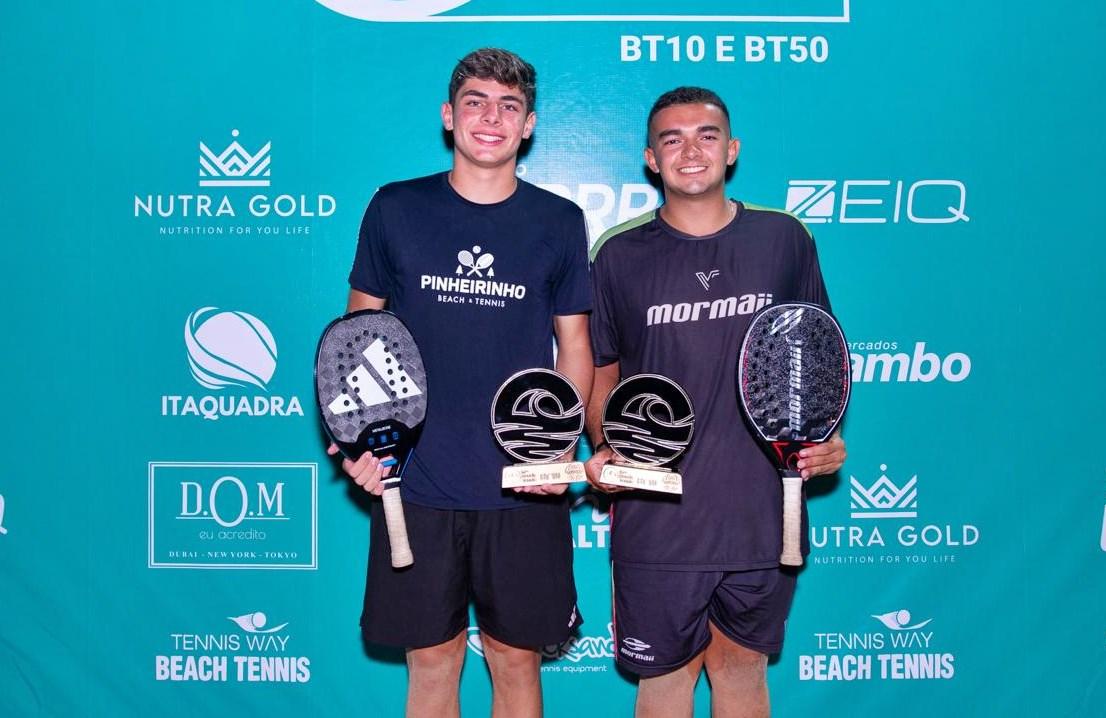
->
<box><xmin>737</xmin><ymin>303</ymin><xmax>850</xmax><ymax>565</ymax></box>
<box><xmin>315</xmin><ymin>310</ymin><xmax>428</xmax><ymax>567</ymax></box>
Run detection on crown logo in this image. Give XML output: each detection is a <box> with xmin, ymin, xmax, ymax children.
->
<box><xmin>850</xmin><ymin>464</ymin><xmax>917</xmax><ymax>519</ymax></box>
<box><xmin>199</xmin><ymin>129</ymin><xmax>271</xmax><ymax>187</ymax></box>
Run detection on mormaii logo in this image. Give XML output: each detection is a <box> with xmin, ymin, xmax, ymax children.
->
<box><xmin>786</xmin><ymin>179</ymin><xmax>969</xmax><ymax>225</ymax></box>
<box><xmin>162</xmin><ymin>308</ymin><xmax>303</xmax><ymax>421</ymax></box>
<box><xmin>315</xmin><ymin>0</ymin><xmax>850</xmax><ymax>23</ymax></box>
<box><xmin>849</xmin><ymin>341</ymin><xmax>971</xmax><ymax>383</ymax></box>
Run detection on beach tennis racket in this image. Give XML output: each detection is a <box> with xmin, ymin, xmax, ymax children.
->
<box><xmin>737</xmin><ymin>303</ymin><xmax>849</xmax><ymax>566</ymax></box>
<box><xmin>315</xmin><ymin>310</ymin><xmax>427</xmax><ymax>568</ymax></box>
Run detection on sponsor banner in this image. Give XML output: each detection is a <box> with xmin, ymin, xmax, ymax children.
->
<box><xmin>162</xmin><ymin>308</ymin><xmax>304</xmax><ymax>421</ymax></box>
<box><xmin>155</xmin><ymin>610</ymin><xmax>311</xmax><ymax>683</ymax></box>
<box><xmin>571</xmin><ymin>493</ymin><xmax>611</xmax><ymax>550</ymax></box>
<box><xmin>810</xmin><ymin>463</ymin><xmax>979</xmax><ymax>567</ymax></box>
<box><xmin>466</xmin><ymin>623</ymin><xmax>615</xmax><ymax>673</ymax></box>
<box><xmin>148</xmin><ymin>462</ymin><xmax>317</xmax><ymax>569</ymax></box>
<box><xmin>798</xmin><ymin>608</ymin><xmax>955</xmax><ymax>682</ymax></box>
<box><xmin>787</xmin><ymin>179</ymin><xmax>969</xmax><ymax>226</ymax></box>
<box><xmin>0</xmin><ymin>491</ymin><xmax>7</xmax><ymax>536</ymax></box>
<box><xmin>848</xmin><ymin>341</ymin><xmax>971</xmax><ymax>384</ymax></box>
<box><xmin>133</xmin><ymin>129</ymin><xmax>336</xmax><ymax>238</ymax></box>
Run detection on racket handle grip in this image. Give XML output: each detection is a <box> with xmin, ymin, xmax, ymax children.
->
<box><xmin>780</xmin><ymin>473</ymin><xmax>804</xmax><ymax>567</ymax></box>
<box><xmin>381</xmin><ymin>485</ymin><xmax>413</xmax><ymax>568</ymax></box>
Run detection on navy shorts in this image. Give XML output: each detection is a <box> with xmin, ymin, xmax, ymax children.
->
<box><xmin>361</xmin><ymin>498</ymin><xmax>582</xmax><ymax>649</ymax></box>
<box><xmin>612</xmin><ymin>562</ymin><xmax>796</xmax><ymax>677</ymax></box>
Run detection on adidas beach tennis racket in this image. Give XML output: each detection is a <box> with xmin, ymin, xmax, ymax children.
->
<box><xmin>737</xmin><ymin>303</ymin><xmax>849</xmax><ymax>566</ymax></box>
<box><xmin>315</xmin><ymin>310</ymin><xmax>428</xmax><ymax>568</ymax></box>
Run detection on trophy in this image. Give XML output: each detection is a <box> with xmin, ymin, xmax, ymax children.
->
<box><xmin>491</xmin><ymin>369</ymin><xmax>587</xmax><ymax>488</ymax></box>
<box><xmin>599</xmin><ymin>374</ymin><xmax>694</xmax><ymax>494</ymax></box>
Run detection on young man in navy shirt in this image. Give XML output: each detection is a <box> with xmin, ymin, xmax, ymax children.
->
<box><xmin>330</xmin><ymin>48</ymin><xmax>593</xmax><ymax>717</ymax></box>
<box><xmin>585</xmin><ymin>87</ymin><xmax>846</xmax><ymax>717</ymax></box>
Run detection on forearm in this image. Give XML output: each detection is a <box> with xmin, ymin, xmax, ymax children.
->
<box><xmin>586</xmin><ymin>362</ymin><xmax>620</xmax><ymax>445</ymax></box>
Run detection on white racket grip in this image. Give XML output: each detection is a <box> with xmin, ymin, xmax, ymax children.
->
<box><xmin>780</xmin><ymin>474</ymin><xmax>804</xmax><ymax>567</ymax></box>
<box><xmin>381</xmin><ymin>485</ymin><xmax>413</xmax><ymax>568</ymax></box>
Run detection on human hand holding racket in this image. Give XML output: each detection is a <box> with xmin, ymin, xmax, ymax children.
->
<box><xmin>737</xmin><ymin>303</ymin><xmax>850</xmax><ymax>566</ymax></box>
<box><xmin>316</xmin><ymin>309</ymin><xmax>428</xmax><ymax>568</ymax></box>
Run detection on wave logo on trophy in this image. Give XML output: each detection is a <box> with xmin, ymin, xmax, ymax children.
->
<box><xmin>599</xmin><ymin>374</ymin><xmax>694</xmax><ymax>494</ymax></box>
<box><xmin>492</xmin><ymin>369</ymin><xmax>586</xmax><ymax>488</ymax></box>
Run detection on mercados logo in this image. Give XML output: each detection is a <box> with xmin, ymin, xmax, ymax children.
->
<box><xmin>155</xmin><ymin>609</ymin><xmax>310</xmax><ymax>683</ymax></box>
<box><xmin>810</xmin><ymin>463</ymin><xmax>980</xmax><ymax>566</ymax></box>
<box><xmin>798</xmin><ymin>608</ymin><xmax>955</xmax><ymax>681</ymax></box>
<box><xmin>162</xmin><ymin>307</ymin><xmax>303</xmax><ymax>421</ymax></box>
<box><xmin>134</xmin><ymin>129</ymin><xmax>335</xmax><ymax>238</ymax></box>
<box><xmin>148</xmin><ymin>462</ymin><xmax>317</xmax><ymax>570</ymax></box>
<box><xmin>849</xmin><ymin>340</ymin><xmax>971</xmax><ymax>383</ymax></box>
<box><xmin>786</xmin><ymin>179</ymin><xmax>969</xmax><ymax>225</ymax></box>
<box><xmin>315</xmin><ymin>0</ymin><xmax>850</xmax><ymax>23</ymax></box>
<box><xmin>466</xmin><ymin>624</ymin><xmax>616</xmax><ymax>673</ymax></box>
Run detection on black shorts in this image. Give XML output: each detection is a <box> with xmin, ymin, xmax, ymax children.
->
<box><xmin>612</xmin><ymin>562</ymin><xmax>796</xmax><ymax>677</ymax></box>
<box><xmin>361</xmin><ymin>499</ymin><xmax>582</xmax><ymax>649</ymax></box>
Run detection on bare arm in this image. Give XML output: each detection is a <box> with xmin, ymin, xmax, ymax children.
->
<box><xmin>347</xmin><ymin>288</ymin><xmax>386</xmax><ymax>312</ymax></box>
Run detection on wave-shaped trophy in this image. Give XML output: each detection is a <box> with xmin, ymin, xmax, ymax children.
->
<box><xmin>492</xmin><ymin>369</ymin><xmax>587</xmax><ymax>488</ymax></box>
<box><xmin>599</xmin><ymin>374</ymin><xmax>695</xmax><ymax>494</ymax></box>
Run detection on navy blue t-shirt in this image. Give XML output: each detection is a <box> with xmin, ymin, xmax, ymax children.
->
<box><xmin>349</xmin><ymin>172</ymin><xmax>591</xmax><ymax>510</ymax></box>
<box><xmin>590</xmin><ymin>203</ymin><xmax>829</xmax><ymax>570</ymax></box>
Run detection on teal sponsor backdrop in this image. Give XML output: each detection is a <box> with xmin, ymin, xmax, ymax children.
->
<box><xmin>2</xmin><ymin>1</ymin><xmax>1105</xmax><ymax>715</ymax></box>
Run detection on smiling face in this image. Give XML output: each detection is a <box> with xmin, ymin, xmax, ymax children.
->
<box><xmin>645</xmin><ymin>102</ymin><xmax>740</xmax><ymax>200</ymax></box>
<box><xmin>442</xmin><ymin>77</ymin><xmax>536</xmax><ymax>173</ymax></box>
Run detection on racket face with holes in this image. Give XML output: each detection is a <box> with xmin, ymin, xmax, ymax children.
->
<box><xmin>737</xmin><ymin>303</ymin><xmax>849</xmax><ymax>470</ymax></box>
<box><xmin>314</xmin><ymin>310</ymin><xmax>428</xmax><ymax>468</ymax></box>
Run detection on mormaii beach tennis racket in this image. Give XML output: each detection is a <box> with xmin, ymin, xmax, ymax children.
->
<box><xmin>737</xmin><ymin>303</ymin><xmax>850</xmax><ymax>566</ymax></box>
<box><xmin>315</xmin><ymin>310</ymin><xmax>427</xmax><ymax>568</ymax></box>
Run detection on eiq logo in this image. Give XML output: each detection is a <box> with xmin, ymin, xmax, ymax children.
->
<box><xmin>162</xmin><ymin>308</ymin><xmax>304</xmax><ymax>421</ymax></box>
<box><xmin>786</xmin><ymin>179</ymin><xmax>969</xmax><ymax>225</ymax></box>
<box><xmin>314</xmin><ymin>0</ymin><xmax>851</xmax><ymax>23</ymax></box>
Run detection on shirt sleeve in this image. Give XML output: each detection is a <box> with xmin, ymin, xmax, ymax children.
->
<box><xmin>347</xmin><ymin>192</ymin><xmax>394</xmax><ymax>299</ymax></box>
<box><xmin>551</xmin><ymin>207</ymin><xmax>593</xmax><ymax>316</ymax></box>
<box><xmin>589</xmin><ymin>248</ymin><xmax>620</xmax><ymax>367</ymax></box>
<box><xmin>797</xmin><ymin>228</ymin><xmax>831</xmax><ymax>310</ymax></box>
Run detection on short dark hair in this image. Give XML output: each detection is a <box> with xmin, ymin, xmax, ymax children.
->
<box><xmin>647</xmin><ymin>86</ymin><xmax>731</xmax><ymax>140</ymax></box>
<box><xmin>448</xmin><ymin>48</ymin><xmax>537</xmax><ymax>111</ymax></box>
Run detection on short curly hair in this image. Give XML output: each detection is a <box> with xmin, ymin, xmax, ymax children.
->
<box><xmin>448</xmin><ymin>48</ymin><xmax>537</xmax><ymax>111</ymax></box>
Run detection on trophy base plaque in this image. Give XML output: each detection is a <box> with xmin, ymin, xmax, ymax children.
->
<box><xmin>599</xmin><ymin>464</ymin><xmax>683</xmax><ymax>494</ymax></box>
<box><xmin>502</xmin><ymin>461</ymin><xmax>587</xmax><ymax>488</ymax></box>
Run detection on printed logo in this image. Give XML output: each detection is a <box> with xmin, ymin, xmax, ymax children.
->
<box><xmin>133</xmin><ymin>128</ymin><xmax>335</xmax><ymax>238</ymax></box>
<box><xmin>155</xmin><ymin>610</ymin><xmax>311</xmax><ymax>683</ymax></box>
<box><xmin>619</xmin><ymin>636</ymin><xmax>656</xmax><ymax>663</ymax></box>
<box><xmin>316</xmin><ymin>0</ymin><xmax>850</xmax><ymax>24</ymax></box>
<box><xmin>199</xmin><ymin>130</ymin><xmax>271</xmax><ymax>187</ymax></box>
<box><xmin>421</xmin><ymin>244</ymin><xmax>526</xmax><ymax>309</ymax></box>
<box><xmin>571</xmin><ymin>493</ymin><xmax>610</xmax><ymax>549</ymax></box>
<box><xmin>0</xmin><ymin>492</ymin><xmax>7</xmax><ymax>535</ymax></box>
<box><xmin>695</xmin><ymin>269</ymin><xmax>720</xmax><ymax>291</ymax></box>
<box><xmin>646</xmin><ymin>292</ymin><xmax>772</xmax><ymax>327</ymax></box>
<box><xmin>325</xmin><ymin>336</ymin><xmax>423</xmax><ymax>416</ymax></box>
<box><xmin>798</xmin><ymin>608</ymin><xmax>955</xmax><ymax>681</ymax></box>
<box><xmin>162</xmin><ymin>308</ymin><xmax>304</xmax><ymax>421</ymax></box>
<box><xmin>603</xmin><ymin>376</ymin><xmax>694</xmax><ymax>467</ymax></box>
<box><xmin>456</xmin><ymin>245</ymin><xmax>495</xmax><ymax>277</ymax></box>
<box><xmin>466</xmin><ymin>624</ymin><xmax>617</xmax><ymax>673</ymax></box>
<box><xmin>850</xmin><ymin>464</ymin><xmax>917</xmax><ymax>519</ymax></box>
<box><xmin>769</xmin><ymin>306</ymin><xmax>804</xmax><ymax>335</ymax></box>
<box><xmin>849</xmin><ymin>340</ymin><xmax>971</xmax><ymax>384</ymax></box>
<box><xmin>786</xmin><ymin>179</ymin><xmax>969</xmax><ymax>225</ymax></box>
<box><xmin>148</xmin><ymin>462</ymin><xmax>317</xmax><ymax>569</ymax></box>
<box><xmin>811</xmin><ymin>463</ymin><xmax>980</xmax><ymax>567</ymax></box>
<box><xmin>537</xmin><ymin>178</ymin><xmax>660</xmax><ymax>242</ymax></box>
